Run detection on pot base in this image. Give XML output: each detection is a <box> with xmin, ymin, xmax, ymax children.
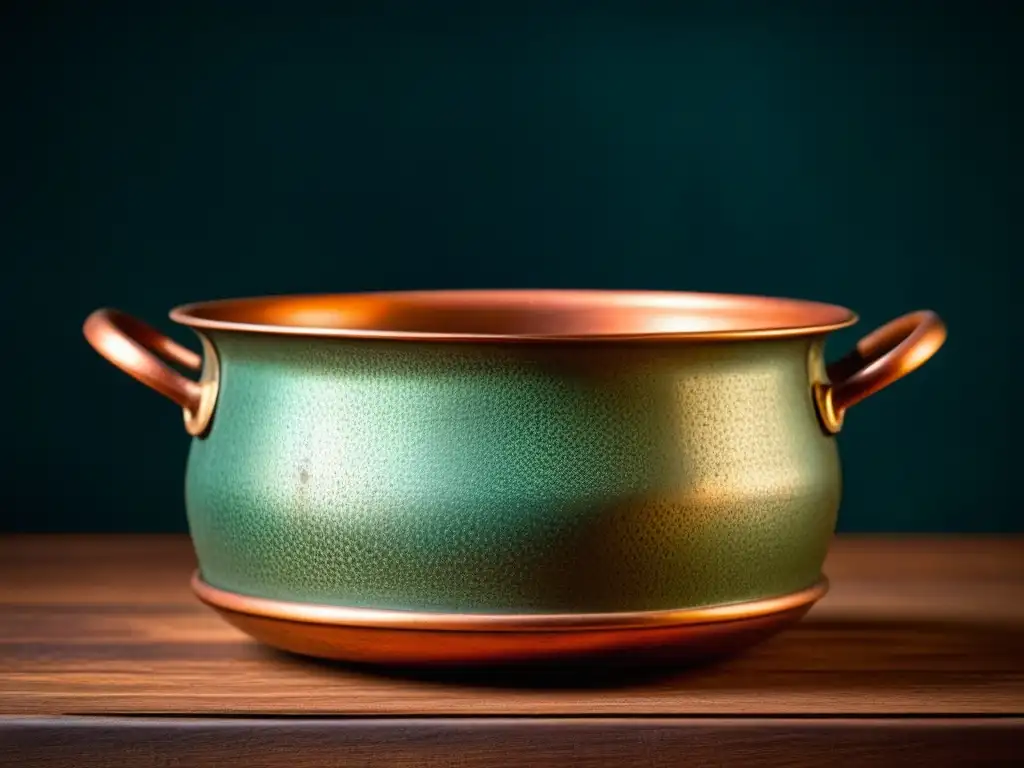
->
<box><xmin>192</xmin><ymin>574</ymin><xmax>828</xmax><ymax>667</ymax></box>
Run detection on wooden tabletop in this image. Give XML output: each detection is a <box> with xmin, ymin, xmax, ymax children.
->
<box><xmin>2</xmin><ymin>534</ymin><xmax>1022</xmax><ymax>766</ymax></box>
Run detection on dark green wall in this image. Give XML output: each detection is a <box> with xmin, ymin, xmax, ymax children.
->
<box><xmin>2</xmin><ymin>2</ymin><xmax>1019</xmax><ymax>533</ymax></box>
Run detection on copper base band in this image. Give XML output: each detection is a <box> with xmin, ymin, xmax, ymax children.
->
<box><xmin>192</xmin><ymin>574</ymin><xmax>828</xmax><ymax>667</ymax></box>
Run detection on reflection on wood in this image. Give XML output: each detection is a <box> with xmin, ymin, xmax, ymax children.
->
<box><xmin>1</xmin><ymin>535</ymin><xmax>1022</xmax><ymax>716</ymax></box>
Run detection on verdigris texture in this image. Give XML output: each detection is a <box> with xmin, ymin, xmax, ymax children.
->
<box><xmin>186</xmin><ymin>333</ymin><xmax>838</xmax><ymax>614</ymax></box>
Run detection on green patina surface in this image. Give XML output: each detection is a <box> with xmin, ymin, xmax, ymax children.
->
<box><xmin>186</xmin><ymin>334</ymin><xmax>839</xmax><ymax>614</ymax></box>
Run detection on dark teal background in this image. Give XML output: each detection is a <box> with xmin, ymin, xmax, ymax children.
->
<box><xmin>2</xmin><ymin>2</ymin><xmax>1019</xmax><ymax>533</ymax></box>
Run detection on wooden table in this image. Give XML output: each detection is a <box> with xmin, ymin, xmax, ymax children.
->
<box><xmin>1</xmin><ymin>535</ymin><xmax>1022</xmax><ymax>766</ymax></box>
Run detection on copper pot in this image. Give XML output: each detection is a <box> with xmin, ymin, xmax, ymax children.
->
<box><xmin>84</xmin><ymin>290</ymin><xmax>945</xmax><ymax>666</ymax></box>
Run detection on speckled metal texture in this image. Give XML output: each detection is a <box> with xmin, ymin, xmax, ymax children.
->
<box><xmin>185</xmin><ymin>333</ymin><xmax>839</xmax><ymax>615</ymax></box>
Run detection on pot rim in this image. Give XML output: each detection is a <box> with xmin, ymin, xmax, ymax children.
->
<box><xmin>169</xmin><ymin>289</ymin><xmax>858</xmax><ymax>342</ymax></box>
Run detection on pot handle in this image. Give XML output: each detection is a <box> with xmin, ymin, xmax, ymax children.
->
<box><xmin>83</xmin><ymin>308</ymin><xmax>219</xmax><ymax>437</ymax></box>
<box><xmin>814</xmin><ymin>310</ymin><xmax>946</xmax><ymax>434</ymax></box>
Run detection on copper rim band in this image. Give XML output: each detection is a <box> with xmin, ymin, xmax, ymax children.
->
<box><xmin>191</xmin><ymin>572</ymin><xmax>829</xmax><ymax>633</ymax></box>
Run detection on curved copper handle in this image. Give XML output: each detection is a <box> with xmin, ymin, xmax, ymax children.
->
<box><xmin>83</xmin><ymin>308</ymin><xmax>219</xmax><ymax>437</ymax></box>
<box><xmin>814</xmin><ymin>310</ymin><xmax>946</xmax><ymax>434</ymax></box>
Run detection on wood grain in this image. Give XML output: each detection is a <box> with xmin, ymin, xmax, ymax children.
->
<box><xmin>1</xmin><ymin>535</ymin><xmax>1022</xmax><ymax>717</ymax></box>
<box><xmin>3</xmin><ymin>717</ymin><xmax>1023</xmax><ymax>768</ymax></box>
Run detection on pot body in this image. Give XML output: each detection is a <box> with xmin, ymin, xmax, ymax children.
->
<box><xmin>184</xmin><ymin>332</ymin><xmax>840</xmax><ymax>614</ymax></box>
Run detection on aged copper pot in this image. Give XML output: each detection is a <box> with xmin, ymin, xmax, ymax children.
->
<box><xmin>84</xmin><ymin>290</ymin><xmax>945</xmax><ymax>665</ymax></box>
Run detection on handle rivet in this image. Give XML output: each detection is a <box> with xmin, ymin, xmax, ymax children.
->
<box><xmin>183</xmin><ymin>335</ymin><xmax>219</xmax><ymax>437</ymax></box>
<box><xmin>813</xmin><ymin>382</ymin><xmax>844</xmax><ymax>435</ymax></box>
